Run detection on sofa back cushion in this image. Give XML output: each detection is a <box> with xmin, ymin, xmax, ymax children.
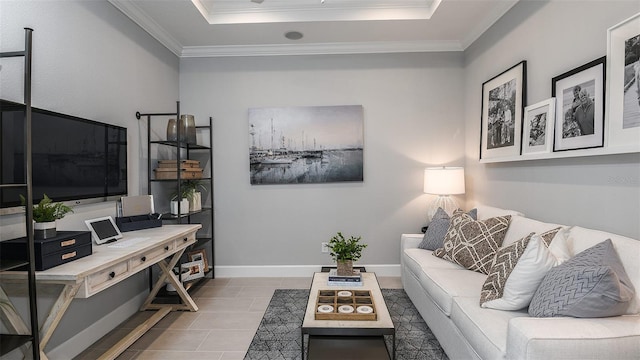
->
<box><xmin>475</xmin><ymin>205</ymin><xmax>524</xmax><ymax>221</ymax></box>
<box><xmin>500</xmin><ymin>215</ymin><xmax>566</xmax><ymax>248</ymax></box>
<box><xmin>568</xmin><ymin>226</ymin><xmax>640</xmax><ymax>314</ymax></box>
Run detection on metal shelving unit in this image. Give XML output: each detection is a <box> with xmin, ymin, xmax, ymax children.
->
<box><xmin>136</xmin><ymin>102</ymin><xmax>214</xmax><ymax>298</ymax></box>
<box><xmin>0</xmin><ymin>28</ymin><xmax>40</xmax><ymax>359</ymax></box>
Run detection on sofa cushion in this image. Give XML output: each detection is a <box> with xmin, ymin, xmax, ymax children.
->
<box><xmin>501</xmin><ymin>215</ymin><xmax>566</xmax><ymax>247</ymax></box>
<box><xmin>507</xmin><ymin>315</ymin><xmax>640</xmax><ymax>359</ymax></box>
<box><xmin>418</xmin><ymin>207</ymin><xmax>477</xmax><ymax>250</ymax></box>
<box><xmin>404</xmin><ymin>248</ymin><xmax>466</xmax><ymax>274</ymax></box>
<box><xmin>480</xmin><ymin>228</ymin><xmax>562</xmax><ymax>310</ymax></box>
<box><xmin>529</xmin><ymin>239</ymin><xmax>635</xmax><ymax>318</ymax></box>
<box><xmin>434</xmin><ymin>210</ymin><xmax>511</xmax><ymax>274</ymax></box>
<box><xmin>568</xmin><ymin>226</ymin><xmax>640</xmax><ymax>314</ymax></box>
<box><xmin>417</xmin><ymin>268</ymin><xmax>486</xmax><ymax>316</ymax></box>
<box><xmin>451</xmin><ymin>296</ymin><xmax>528</xmax><ymax>360</ymax></box>
<box><xmin>475</xmin><ymin>204</ymin><xmax>524</xmax><ymax>220</ymax></box>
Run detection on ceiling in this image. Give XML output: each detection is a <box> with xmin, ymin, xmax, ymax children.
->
<box><xmin>107</xmin><ymin>0</ymin><xmax>519</xmax><ymax>57</ymax></box>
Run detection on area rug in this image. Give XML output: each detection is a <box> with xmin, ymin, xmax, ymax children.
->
<box><xmin>244</xmin><ymin>289</ymin><xmax>448</xmax><ymax>360</ymax></box>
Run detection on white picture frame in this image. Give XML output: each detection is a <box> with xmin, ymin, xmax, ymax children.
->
<box><xmin>523</xmin><ymin>98</ymin><xmax>555</xmax><ymax>155</ymax></box>
<box><xmin>606</xmin><ymin>12</ymin><xmax>640</xmax><ymax>151</ymax></box>
<box><xmin>85</xmin><ymin>216</ymin><xmax>123</xmax><ymax>244</ymax></box>
<box><xmin>180</xmin><ymin>259</ymin><xmax>205</xmax><ymax>281</ymax></box>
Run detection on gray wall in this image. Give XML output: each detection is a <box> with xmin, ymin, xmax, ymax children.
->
<box><xmin>179</xmin><ymin>53</ymin><xmax>466</xmax><ymax>270</ymax></box>
<box><xmin>463</xmin><ymin>1</ymin><xmax>640</xmax><ymax>239</ymax></box>
<box><xmin>0</xmin><ymin>1</ymin><xmax>178</xmax><ymax>357</ymax></box>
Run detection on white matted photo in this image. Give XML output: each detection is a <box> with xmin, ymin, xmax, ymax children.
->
<box><xmin>607</xmin><ymin>13</ymin><xmax>640</xmax><ymax>150</ymax></box>
<box><xmin>552</xmin><ymin>57</ymin><xmax>606</xmax><ymax>151</ymax></box>
<box><xmin>523</xmin><ymin>98</ymin><xmax>555</xmax><ymax>155</ymax></box>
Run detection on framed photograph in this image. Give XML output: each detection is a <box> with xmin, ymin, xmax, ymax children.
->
<box><xmin>188</xmin><ymin>249</ymin><xmax>209</xmax><ymax>271</ymax></box>
<box><xmin>480</xmin><ymin>61</ymin><xmax>527</xmax><ymax>160</ymax></box>
<box><xmin>552</xmin><ymin>57</ymin><xmax>606</xmax><ymax>151</ymax></box>
<box><xmin>249</xmin><ymin>105</ymin><xmax>364</xmax><ymax>185</ymax></box>
<box><xmin>522</xmin><ymin>98</ymin><xmax>555</xmax><ymax>155</ymax></box>
<box><xmin>180</xmin><ymin>259</ymin><xmax>205</xmax><ymax>281</ymax></box>
<box><xmin>607</xmin><ymin>13</ymin><xmax>640</xmax><ymax>149</ymax></box>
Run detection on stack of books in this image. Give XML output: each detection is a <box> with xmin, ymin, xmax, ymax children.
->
<box><xmin>327</xmin><ymin>269</ymin><xmax>363</xmax><ymax>286</ymax></box>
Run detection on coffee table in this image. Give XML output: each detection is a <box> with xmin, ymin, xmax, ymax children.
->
<box><xmin>301</xmin><ymin>272</ymin><xmax>395</xmax><ymax>359</ymax></box>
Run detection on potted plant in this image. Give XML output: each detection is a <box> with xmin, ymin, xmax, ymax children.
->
<box><xmin>170</xmin><ymin>187</ymin><xmax>190</xmax><ymax>216</ymax></box>
<box><xmin>21</xmin><ymin>194</ymin><xmax>73</xmax><ymax>239</ymax></box>
<box><xmin>327</xmin><ymin>232</ymin><xmax>367</xmax><ymax>276</ymax></box>
<box><xmin>183</xmin><ymin>180</ymin><xmax>206</xmax><ymax>212</ymax></box>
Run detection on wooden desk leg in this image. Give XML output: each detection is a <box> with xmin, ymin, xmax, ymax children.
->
<box><xmin>140</xmin><ymin>248</ymin><xmax>198</xmax><ymax>312</ymax></box>
<box><xmin>0</xmin><ymin>284</ymin><xmax>32</xmax><ymax>357</ymax></box>
<box><xmin>39</xmin><ymin>283</ymin><xmax>81</xmax><ymax>352</ymax></box>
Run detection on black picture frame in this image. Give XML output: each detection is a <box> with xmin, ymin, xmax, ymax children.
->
<box><xmin>480</xmin><ymin>61</ymin><xmax>527</xmax><ymax>160</ymax></box>
<box><xmin>552</xmin><ymin>56</ymin><xmax>606</xmax><ymax>152</ymax></box>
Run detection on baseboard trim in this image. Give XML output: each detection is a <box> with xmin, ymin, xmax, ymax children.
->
<box><xmin>47</xmin><ymin>290</ymin><xmax>148</xmax><ymax>360</ymax></box>
<box><xmin>214</xmin><ymin>264</ymin><xmax>400</xmax><ymax>277</ymax></box>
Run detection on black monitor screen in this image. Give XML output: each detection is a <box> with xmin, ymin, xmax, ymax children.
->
<box><xmin>0</xmin><ymin>100</ymin><xmax>127</xmax><ymax>209</ymax></box>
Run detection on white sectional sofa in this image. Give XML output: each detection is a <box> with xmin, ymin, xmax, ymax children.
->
<box><xmin>401</xmin><ymin>205</ymin><xmax>640</xmax><ymax>360</ymax></box>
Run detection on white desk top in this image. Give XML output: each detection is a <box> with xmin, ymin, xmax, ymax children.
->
<box><xmin>0</xmin><ymin>224</ymin><xmax>201</xmax><ymax>283</ymax></box>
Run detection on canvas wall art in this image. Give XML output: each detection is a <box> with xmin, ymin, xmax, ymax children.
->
<box><xmin>248</xmin><ymin>105</ymin><xmax>364</xmax><ymax>185</ymax></box>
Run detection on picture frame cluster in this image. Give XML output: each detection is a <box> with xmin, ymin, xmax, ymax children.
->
<box><xmin>480</xmin><ymin>13</ymin><xmax>640</xmax><ymax>161</ymax></box>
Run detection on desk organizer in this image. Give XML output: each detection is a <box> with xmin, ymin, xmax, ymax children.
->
<box><xmin>116</xmin><ymin>214</ymin><xmax>162</xmax><ymax>232</ymax></box>
<box><xmin>314</xmin><ymin>289</ymin><xmax>377</xmax><ymax>321</ymax></box>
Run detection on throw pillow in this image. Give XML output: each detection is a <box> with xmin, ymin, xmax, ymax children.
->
<box><xmin>418</xmin><ymin>207</ymin><xmax>477</xmax><ymax>251</ymax></box>
<box><xmin>433</xmin><ymin>210</ymin><xmax>511</xmax><ymax>274</ymax></box>
<box><xmin>480</xmin><ymin>227</ymin><xmax>562</xmax><ymax>310</ymax></box>
<box><xmin>529</xmin><ymin>239</ymin><xmax>636</xmax><ymax>318</ymax></box>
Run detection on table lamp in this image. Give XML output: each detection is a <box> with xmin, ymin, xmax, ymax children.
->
<box><xmin>423</xmin><ymin>167</ymin><xmax>465</xmax><ymax>223</ymax></box>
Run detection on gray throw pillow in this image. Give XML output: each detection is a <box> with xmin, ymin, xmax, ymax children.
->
<box><xmin>528</xmin><ymin>239</ymin><xmax>635</xmax><ymax>318</ymax></box>
<box><xmin>418</xmin><ymin>207</ymin><xmax>477</xmax><ymax>251</ymax></box>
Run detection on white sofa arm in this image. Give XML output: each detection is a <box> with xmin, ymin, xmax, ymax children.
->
<box><xmin>401</xmin><ymin>233</ymin><xmax>423</xmax><ymax>251</ymax></box>
<box><xmin>507</xmin><ymin>315</ymin><xmax>640</xmax><ymax>360</ymax></box>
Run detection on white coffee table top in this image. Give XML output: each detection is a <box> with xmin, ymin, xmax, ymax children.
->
<box><xmin>302</xmin><ymin>272</ymin><xmax>394</xmax><ymax>330</ymax></box>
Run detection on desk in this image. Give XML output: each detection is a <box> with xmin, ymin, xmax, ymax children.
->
<box><xmin>0</xmin><ymin>224</ymin><xmax>202</xmax><ymax>360</ymax></box>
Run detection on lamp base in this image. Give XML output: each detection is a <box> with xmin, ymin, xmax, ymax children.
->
<box><xmin>426</xmin><ymin>195</ymin><xmax>458</xmax><ymax>223</ymax></box>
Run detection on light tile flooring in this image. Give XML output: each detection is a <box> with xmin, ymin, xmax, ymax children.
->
<box><xmin>75</xmin><ymin>276</ymin><xmax>403</xmax><ymax>360</ymax></box>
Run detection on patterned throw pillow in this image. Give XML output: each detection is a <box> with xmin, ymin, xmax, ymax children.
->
<box><xmin>529</xmin><ymin>239</ymin><xmax>636</xmax><ymax>318</ymax></box>
<box><xmin>480</xmin><ymin>227</ymin><xmax>562</xmax><ymax>310</ymax></box>
<box><xmin>433</xmin><ymin>210</ymin><xmax>511</xmax><ymax>274</ymax></box>
<box><xmin>418</xmin><ymin>207</ymin><xmax>477</xmax><ymax>251</ymax></box>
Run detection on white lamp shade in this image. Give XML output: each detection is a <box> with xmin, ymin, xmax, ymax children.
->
<box><xmin>423</xmin><ymin>167</ymin><xmax>465</xmax><ymax>195</ymax></box>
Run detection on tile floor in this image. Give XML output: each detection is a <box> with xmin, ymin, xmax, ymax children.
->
<box><xmin>74</xmin><ymin>276</ymin><xmax>403</xmax><ymax>360</ymax></box>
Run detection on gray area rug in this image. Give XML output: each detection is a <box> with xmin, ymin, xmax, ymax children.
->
<box><xmin>244</xmin><ymin>289</ymin><xmax>448</xmax><ymax>360</ymax></box>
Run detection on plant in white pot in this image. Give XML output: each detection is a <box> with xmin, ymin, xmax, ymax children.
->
<box><xmin>21</xmin><ymin>194</ymin><xmax>73</xmax><ymax>239</ymax></box>
<box><xmin>327</xmin><ymin>232</ymin><xmax>367</xmax><ymax>276</ymax></box>
<box><xmin>183</xmin><ymin>180</ymin><xmax>206</xmax><ymax>212</ymax></box>
<box><xmin>170</xmin><ymin>187</ymin><xmax>189</xmax><ymax>216</ymax></box>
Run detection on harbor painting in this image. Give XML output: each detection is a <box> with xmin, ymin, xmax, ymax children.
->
<box><xmin>249</xmin><ymin>105</ymin><xmax>364</xmax><ymax>185</ymax></box>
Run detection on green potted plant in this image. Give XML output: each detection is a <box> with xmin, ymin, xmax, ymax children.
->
<box><xmin>21</xmin><ymin>194</ymin><xmax>73</xmax><ymax>239</ymax></box>
<box><xmin>170</xmin><ymin>187</ymin><xmax>190</xmax><ymax>216</ymax></box>
<box><xmin>327</xmin><ymin>232</ymin><xmax>367</xmax><ymax>276</ymax></box>
<box><xmin>182</xmin><ymin>180</ymin><xmax>206</xmax><ymax>212</ymax></box>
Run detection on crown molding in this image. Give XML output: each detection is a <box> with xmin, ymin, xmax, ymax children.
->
<box><xmin>180</xmin><ymin>40</ymin><xmax>463</xmax><ymax>57</ymax></box>
<box><xmin>108</xmin><ymin>0</ymin><xmax>183</xmax><ymax>57</ymax></box>
<box><xmin>460</xmin><ymin>0</ymin><xmax>518</xmax><ymax>49</ymax></box>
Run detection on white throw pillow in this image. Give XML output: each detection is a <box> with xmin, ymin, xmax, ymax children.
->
<box><xmin>481</xmin><ymin>229</ymin><xmax>566</xmax><ymax>310</ymax></box>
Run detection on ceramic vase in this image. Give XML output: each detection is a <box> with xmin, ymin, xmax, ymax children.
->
<box><xmin>170</xmin><ymin>198</ymin><xmax>189</xmax><ymax>215</ymax></box>
<box><xmin>336</xmin><ymin>259</ymin><xmax>353</xmax><ymax>276</ymax></box>
<box><xmin>34</xmin><ymin>221</ymin><xmax>56</xmax><ymax>239</ymax></box>
<box><xmin>189</xmin><ymin>191</ymin><xmax>202</xmax><ymax>212</ymax></box>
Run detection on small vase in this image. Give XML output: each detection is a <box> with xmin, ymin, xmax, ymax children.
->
<box><xmin>189</xmin><ymin>191</ymin><xmax>202</xmax><ymax>212</ymax></box>
<box><xmin>34</xmin><ymin>221</ymin><xmax>56</xmax><ymax>239</ymax></box>
<box><xmin>170</xmin><ymin>198</ymin><xmax>189</xmax><ymax>215</ymax></box>
<box><xmin>336</xmin><ymin>259</ymin><xmax>353</xmax><ymax>276</ymax></box>
<box><xmin>180</xmin><ymin>114</ymin><xmax>197</xmax><ymax>145</ymax></box>
<box><xmin>166</xmin><ymin>118</ymin><xmax>177</xmax><ymax>142</ymax></box>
